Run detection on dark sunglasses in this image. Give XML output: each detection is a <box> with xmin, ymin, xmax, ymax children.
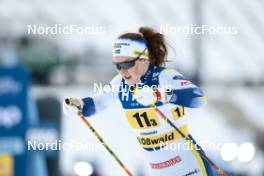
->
<box><xmin>113</xmin><ymin>48</ymin><xmax>147</xmax><ymax>70</ymax></box>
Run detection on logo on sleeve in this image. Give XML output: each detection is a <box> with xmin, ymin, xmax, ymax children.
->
<box><xmin>180</xmin><ymin>80</ymin><xmax>191</xmax><ymax>86</ymax></box>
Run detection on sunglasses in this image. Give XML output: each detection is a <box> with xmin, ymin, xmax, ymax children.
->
<box><xmin>113</xmin><ymin>48</ymin><xmax>147</xmax><ymax>70</ymax></box>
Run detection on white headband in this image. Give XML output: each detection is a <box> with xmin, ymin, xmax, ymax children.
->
<box><xmin>112</xmin><ymin>38</ymin><xmax>149</xmax><ymax>59</ymax></box>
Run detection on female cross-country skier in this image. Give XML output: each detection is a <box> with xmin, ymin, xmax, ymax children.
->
<box><xmin>63</xmin><ymin>27</ymin><xmax>222</xmax><ymax>176</ymax></box>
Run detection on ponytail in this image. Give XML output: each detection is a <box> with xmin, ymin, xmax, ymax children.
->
<box><xmin>139</xmin><ymin>27</ymin><xmax>167</xmax><ymax>66</ymax></box>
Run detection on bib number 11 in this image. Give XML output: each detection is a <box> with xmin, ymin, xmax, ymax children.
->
<box><xmin>133</xmin><ymin>112</ymin><xmax>158</xmax><ymax>128</ymax></box>
<box><xmin>126</xmin><ymin>109</ymin><xmax>160</xmax><ymax>129</ymax></box>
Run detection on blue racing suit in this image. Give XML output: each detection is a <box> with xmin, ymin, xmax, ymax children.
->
<box><xmin>81</xmin><ymin>64</ymin><xmax>218</xmax><ymax>176</ymax></box>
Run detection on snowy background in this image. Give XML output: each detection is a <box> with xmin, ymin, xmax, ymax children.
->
<box><xmin>0</xmin><ymin>0</ymin><xmax>264</xmax><ymax>175</ymax></box>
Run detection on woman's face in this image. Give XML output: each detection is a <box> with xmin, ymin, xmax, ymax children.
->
<box><xmin>112</xmin><ymin>56</ymin><xmax>149</xmax><ymax>85</ymax></box>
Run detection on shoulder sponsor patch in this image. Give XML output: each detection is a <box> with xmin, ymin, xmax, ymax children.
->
<box><xmin>180</xmin><ymin>80</ymin><xmax>191</xmax><ymax>86</ymax></box>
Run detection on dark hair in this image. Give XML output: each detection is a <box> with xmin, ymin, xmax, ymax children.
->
<box><xmin>118</xmin><ymin>27</ymin><xmax>167</xmax><ymax>66</ymax></box>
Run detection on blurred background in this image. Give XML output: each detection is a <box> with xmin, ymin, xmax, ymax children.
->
<box><xmin>0</xmin><ymin>0</ymin><xmax>264</xmax><ymax>175</ymax></box>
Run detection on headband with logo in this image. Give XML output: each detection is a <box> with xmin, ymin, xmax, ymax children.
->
<box><xmin>112</xmin><ymin>38</ymin><xmax>149</xmax><ymax>59</ymax></box>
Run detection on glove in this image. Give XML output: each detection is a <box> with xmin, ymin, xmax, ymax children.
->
<box><xmin>63</xmin><ymin>98</ymin><xmax>84</xmax><ymax>117</ymax></box>
<box><xmin>132</xmin><ymin>86</ymin><xmax>173</xmax><ymax>106</ymax></box>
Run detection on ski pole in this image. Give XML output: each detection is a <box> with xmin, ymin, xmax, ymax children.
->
<box><xmin>153</xmin><ymin>105</ymin><xmax>225</xmax><ymax>176</ymax></box>
<box><xmin>65</xmin><ymin>99</ymin><xmax>133</xmax><ymax>176</ymax></box>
